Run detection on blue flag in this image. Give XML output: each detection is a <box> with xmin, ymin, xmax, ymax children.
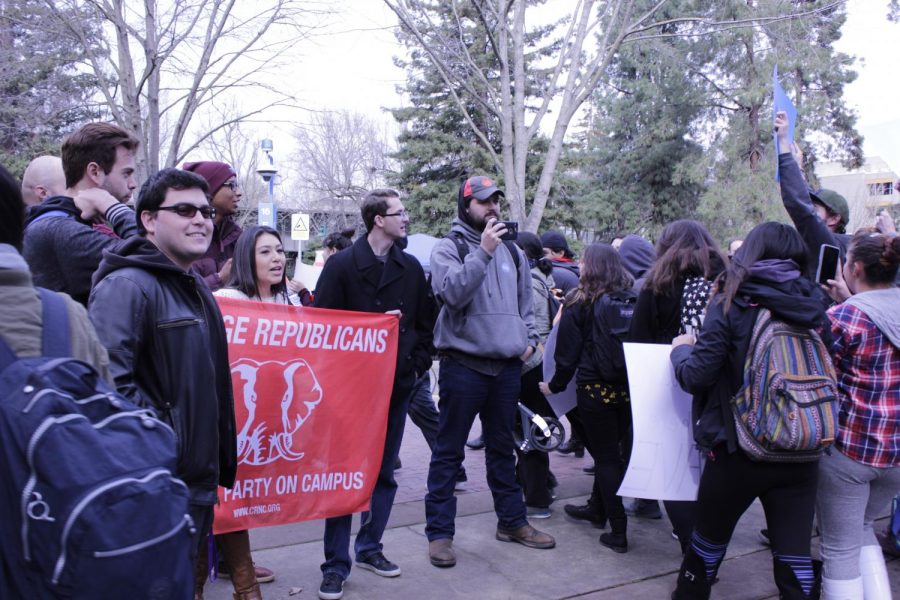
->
<box><xmin>773</xmin><ymin>65</ymin><xmax>797</xmax><ymax>182</ymax></box>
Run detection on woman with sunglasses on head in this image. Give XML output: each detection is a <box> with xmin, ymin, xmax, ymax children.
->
<box><xmin>669</xmin><ymin>222</ymin><xmax>829</xmax><ymax>599</ymax></box>
<box><xmin>200</xmin><ymin>226</ymin><xmax>298</xmax><ymax>600</ymax></box>
<box><xmin>816</xmin><ymin>231</ymin><xmax>900</xmax><ymax>599</ymax></box>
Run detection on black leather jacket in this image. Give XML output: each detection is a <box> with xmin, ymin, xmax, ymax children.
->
<box><xmin>89</xmin><ymin>237</ymin><xmax>237</xmax><ymax>502</ymax></box>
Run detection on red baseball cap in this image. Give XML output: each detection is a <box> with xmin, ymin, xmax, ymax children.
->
<box><xmin>462</xmin><ymin>176</ymin><xmax>504</xmax><ymax>202</ymax></box>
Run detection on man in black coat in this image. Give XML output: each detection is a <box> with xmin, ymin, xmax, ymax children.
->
<box><xmin>313</xmin><ymin>189</ymin><xmax>434</xmax><ymax>600</ymax></box>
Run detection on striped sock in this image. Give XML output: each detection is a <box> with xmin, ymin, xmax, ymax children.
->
<box><xmin>690</xmin><ymin>532</ymin><xmax>728</xmax><ymax>581</ymax></box>
<box><xmin>773</xmin><ymin>552</ymin><xmax>815</xmax><ymax>597</ymax></box>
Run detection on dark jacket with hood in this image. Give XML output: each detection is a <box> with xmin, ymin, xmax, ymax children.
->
<box><xmin>88</xmin><ymin>237</ymin><xmax>237</xmax><ymax>502</ymax></box>
<box><xmin>550</xmin><ymin>260</ymin><xmax>579</xmax><ymax>295</ymax></box>
<box><xmin>314</xmin><ymin>235</ymin><xmax>435</xmax><ymax>401</ymax></box>
<box><xmin>778</xmin><ymin>153</ymin><xmax>850</xmax><ymax>269</ymax></box>
<box><xmin>23</xmin><ymin>196</ymin><xmax>137</xmax><ymax>305</ymax></box>
<box><xmin>669</xmin><ymin>261</ymin><xmax>829</xmax><ymax>453</ymax></box>
<box><xmin>193</xmin><ymin>216</ymin><xmax>242</xmax><ymax>292</ymax></box>
<box><xmin>618</xmin><ymin>235</ymin><xmax>656</xmax><ymax>293</ymax></box>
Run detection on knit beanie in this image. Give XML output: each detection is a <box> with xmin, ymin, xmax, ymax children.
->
<box><xmin>182</xmin><ymin>161</ymin><xmax>236</xmax><ymax>196</ymax></box>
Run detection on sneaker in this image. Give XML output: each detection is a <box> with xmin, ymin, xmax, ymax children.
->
<box><xmin>563</xmin><ymin>503</ymin><xmax>607</xmax><ymax>528</ymax></box>
<box><xmin>355</xmin><ymin>551</ymin><xmax>400</xmax><ymax>577</ymax></box>
<box><xmin>465</xmin><ymin>435</ymin><xmax>485</xmax><ymax>450</ymax></box>
<box><xmin>496</xmin><ymin>524</ymin><xmax>555</xmax><ymax>549</ymax></box>
<box><xmin>318</xmin><ymin>572</ymin><xmax>345</xmax><ymax>600</ymax></box>
<box><xmin>624</xmin><ymin>499</ymin><xmax>662</xmax><ymax>520</ymax></box>
<box><xmin>556</xmin><ymin>438</ymin><xmax>584</xmax><ymax>458</ymax></box>
<box><xmin>527</xmin><ymin>506</ymin><xmax>552</xmax><ymax>519</ymax></box>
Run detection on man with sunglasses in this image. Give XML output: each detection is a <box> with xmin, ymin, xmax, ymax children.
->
<box><xmin>183</xmin><ymin>160</ymin><xmax>244</xmax><ymax>291</ymax></box>
<box><xmin>313</xmin><ymin>189</ymin><xmax>434</xmax><ymax>600</ymax></box>
<box><xmin>88</xmin><ymin>168</ymin><xmax>237</xmax><ymax>578</ymax></box>
<box><xmin>23</xmin><ymin>122</ymin><xmax>140</xmax><ymax>305</ymax></box>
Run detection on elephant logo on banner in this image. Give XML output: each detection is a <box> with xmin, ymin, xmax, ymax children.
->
<box><xmin>230</xmin><ymin>359</ymin><xmax>323</xmax><ymax>466</ymax></box>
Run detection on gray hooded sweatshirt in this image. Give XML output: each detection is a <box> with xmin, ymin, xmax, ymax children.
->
<box><xmin>845</xmin><ymin>287</ymin><xmax>900</xmax><ymax>348</ymax></box>
<box><xmin>430</xmin><ymin>219</ymin><xmax>538</xmax><ymax>363</ymax></box>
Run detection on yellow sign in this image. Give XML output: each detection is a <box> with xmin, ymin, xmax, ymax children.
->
<box><xmin>291</xmin><ymin>213</ymin><xmax>309</xmax><ymax>241</ymax></box>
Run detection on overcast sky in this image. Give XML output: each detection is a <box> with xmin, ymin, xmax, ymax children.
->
<box><xmin>267</xmin><ymin>0</ymin><xmax>899</xmax><ymax>173</ymax></box>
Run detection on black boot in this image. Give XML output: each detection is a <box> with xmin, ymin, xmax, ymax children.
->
<box><xmin>599</xmin><ymin>517</ymin><xmax>628</xmax><ymax>553</ymax></box>
<box><xmin>671</xmin><ymin>546</ymin><xmax>712</xmax><ymax>600</ymax></box>
<box><xmin>772</xmin><ymin>556</ymin><xmax>821</xmax><ymax>600</ymax></box>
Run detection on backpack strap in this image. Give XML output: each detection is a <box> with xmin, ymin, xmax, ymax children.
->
<box><xmin>25</xmin><ymin>210</ymin><xmax>73</xmax><ymax>230</ymax></box>
<box><xmin>0</xmin><ymin>288</ymin><xmax>70</xmax><ymax>370</ymax></box>
<box><xmin>37</xmin><ymin>288</ymin><xmax>71</xmax><ymax>358</ymax></box>
<box><xmin>446</xmin><ymin>230</ymin><xmax>520</xmax><ymax>271</ymax></box>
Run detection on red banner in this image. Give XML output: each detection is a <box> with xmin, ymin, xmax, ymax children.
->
<box><xmin>212</xmin><ymin>297</ymin><xmax>398</xmax><ymax>534</ymax></box>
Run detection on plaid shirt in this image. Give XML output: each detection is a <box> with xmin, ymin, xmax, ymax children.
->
<box><xmin>827</xmin><ymin>303</ymin><xmax>900</xmax><ymax>467</ymax></box>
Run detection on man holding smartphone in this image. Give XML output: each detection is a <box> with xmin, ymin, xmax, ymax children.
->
<box><xmin>425</xmin><ymin>176</ymin><xmax>553</xmax><ymax>569</ymax></box>
<box><xmin>774</xmin><ymin>111</ymin><xmax>851</xmax><ymax>271</ymax></box>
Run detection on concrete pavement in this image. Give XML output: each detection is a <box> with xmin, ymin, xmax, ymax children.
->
<box><xmin>202</xmin><ymin>416</ymin><xmax>900</xmax><ymax>600</ymax></box>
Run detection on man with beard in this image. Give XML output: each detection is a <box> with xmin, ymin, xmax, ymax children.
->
<box><xmin>23</xmin><ymin>123</ymin><xmax>140</xmax><ymax>305</ymax></box>
<box><xmin>425</xmin><ymin>176</ymin><xmax>554</xmax><ymax>569</ymax></box>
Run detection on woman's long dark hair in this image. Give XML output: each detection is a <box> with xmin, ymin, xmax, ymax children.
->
<box><xmin>567</xmin><ymin>243</ymin><xmax>632</xmax><ymax>306</ymax></box>
<box><xmin>718</xmin><ymin>221</ymin><xmax>808</xmax><ymax>311</ymax></box>
<box><xmin>516</xmin><ymin>231</ymin><xmax>553</xmax><ymax>276</ymax></box>
<box><xmin>645</xmin><ymin>219</ymin><xmax>727</xmax><ymax>295</ymax></box>
<box><xmin>226</xmin><ymin>225</ymin><xmax>288</xmax><ymax>300</ymax></box>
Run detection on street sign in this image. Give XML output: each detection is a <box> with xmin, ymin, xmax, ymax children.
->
<box><xmin>291</xmin><ymin>213</ymin><xmax>310</xmax><ymax>241</ymax></box>
<box><xmin>258</xmin><ymin>202</ymin><xmax>276</xmax><ymax>228</ymax></box>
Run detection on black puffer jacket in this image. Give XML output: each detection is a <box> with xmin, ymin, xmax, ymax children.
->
<box><xmin>670</xmin><ymin>269</ymin><xmax>829</xmax><ymax>453</ymax></box>
<box><xmin>23</xmin><ymin>196</ymin><xmax>137</xmax><ymax>305</ymax></box>
<box><xmin>89</xmin><ymin>237</ymin><xmax>237</xmax><ymax>502</ymax></box>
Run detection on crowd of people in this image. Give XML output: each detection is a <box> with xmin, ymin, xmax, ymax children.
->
<box><xmin>0</xmin><ymin>112</ymin><xmax>897</xmax><ymax>600</ymax></box>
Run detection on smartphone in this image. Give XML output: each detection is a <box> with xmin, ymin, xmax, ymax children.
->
<box><xmin>499</xmin><ymin>220</ymin><xmax>518</xmax><ymax>241</ymax></box>
<box><xmin>816</xmin><ymin>244</ymin><xmax>840</xmax><ymax>285</ymax></box>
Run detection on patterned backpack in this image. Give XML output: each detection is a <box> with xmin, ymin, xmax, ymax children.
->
<box><xmin>730</xmin><ymin>307</ymin><xmax>839</xmax><ymax>462</ymax></box>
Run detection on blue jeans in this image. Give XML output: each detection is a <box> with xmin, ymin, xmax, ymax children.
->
<box><xmin>321</xmin><ymin>381</ymin><xmax>411</xmax><ymax>578</ymax></box>
<box><xmin>425</xmin><ymin>356</ymin><xmax>527</xmax><ymax>541</ymax></box>
<box><xmin>407</xmin><ymin>371</ymin><xmax>467</xmax><ymax>481</ymax></box>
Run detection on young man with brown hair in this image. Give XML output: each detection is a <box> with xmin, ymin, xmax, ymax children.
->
<box><xmin>23</xmin><ymin>122</ymin><xmax>140</xmax><ymax>305</ymax></box>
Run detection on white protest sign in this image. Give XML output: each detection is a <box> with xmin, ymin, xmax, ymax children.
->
<box><xmin>618</xmin><ymin>343</ymin><xmax>702</xmax><ymax>501</ymax></box>
<box><xmin>541</xmin><ymin>323</ymin><xmax>577</xmax><ymax>418</ymax></box>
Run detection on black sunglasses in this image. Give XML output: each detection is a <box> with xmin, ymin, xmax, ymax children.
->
<box><xmin>156</xmin><ymin>203</ymin><xmax>216</xmax><ymax>219</ymax></box>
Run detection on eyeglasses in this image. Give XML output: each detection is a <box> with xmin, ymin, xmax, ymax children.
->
<box><xmin>223</xmin><ymin>181</ymin><xmax>240</xmax><ymax>191</ymax></box>
<box><xmin>383</xmin><ymin>210</ymin><xmax>409</xmax><ymax>218</ymax></box>
<box><xmin>156</xmin><ymin>203</ymin><xmax>216</xmax><ymax>219</ymax></box>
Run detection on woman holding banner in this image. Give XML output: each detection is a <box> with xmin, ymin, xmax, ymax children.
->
<box><xmin>627</xmin><ymin>219</ymin><xmax>727</xmax><ymax>553</ymax></box>
<box><xmin>204</xmin><ymin>225</ymin><xmax>297</xmax><ymax>600</ymax></box>
<box><xmin>669</xmin><ymin>222</ymin><xmax>828</xmax><ymax>600</ymax></box>
<box><xmin>539</xmin><ymin>244</ymin><xmax>636</xmax><ymax>553</ymax></box>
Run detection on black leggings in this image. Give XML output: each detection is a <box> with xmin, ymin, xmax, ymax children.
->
<box><xmin>673</xmin><ymin>445</ymin><xmax>820</xmax><ymax>600</ymax></box>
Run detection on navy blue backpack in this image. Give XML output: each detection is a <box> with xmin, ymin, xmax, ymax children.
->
<box><xmin>0</xmin><ymin>289</ymin><xmax>194</xmax><ymax>599</ymax></box>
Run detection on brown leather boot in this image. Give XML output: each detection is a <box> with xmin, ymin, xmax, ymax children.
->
<box><xmin>218</xmin><ymin>530</ymin><xmax>262</xmax><ymax>600</ymax></box>
<box><xmin>194</xmin><ymin>536</ymin><xmax>208</xmax><ymax>600</ymax></box>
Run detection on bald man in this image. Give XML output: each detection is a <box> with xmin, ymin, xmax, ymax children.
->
<box><xmin>21</xmin><ymin>156</ymin><xmax>66</xmax><ymax>206</ymax></box>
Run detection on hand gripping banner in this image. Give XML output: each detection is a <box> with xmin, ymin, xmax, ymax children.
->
<box><xmin>213</xmin><ymin>297</ymin><xmax>398</xmax><ymax>534</ymax></box>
